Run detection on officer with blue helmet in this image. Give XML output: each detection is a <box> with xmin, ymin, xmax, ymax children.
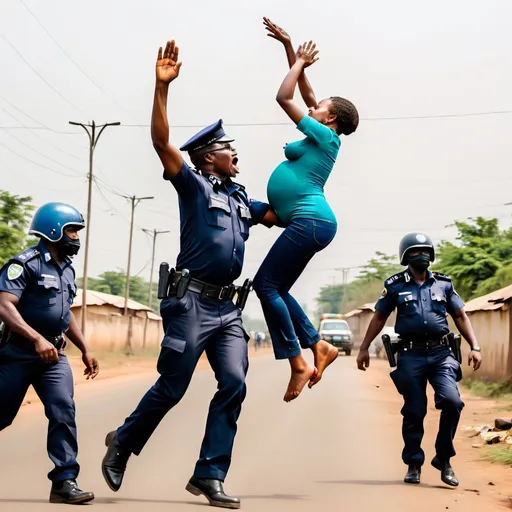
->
<box><xmin>0</xmin><ymin>202</ymin><xmax>99</xmax><ymax>504</ymax></box>
<box><xmin>101</xmin><ymin>40</ymin><xmax>278</xmax><ymax>509</ymax></box>
<box><xmin>356</xmin><ymin>232</ymin><xmax>482</xmax><ymax>487</ymax></box>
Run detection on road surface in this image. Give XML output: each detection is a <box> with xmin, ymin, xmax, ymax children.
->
<box><xmin>0</xmin><ymin>353</ymin><xmax>505</xmax><ymax>511</ymax></box>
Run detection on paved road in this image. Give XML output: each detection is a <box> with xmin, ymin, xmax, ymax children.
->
<box><xmin>0</xmin><ymin>354</ymin><xmax>497</xmax><ymax>511</ymax></box>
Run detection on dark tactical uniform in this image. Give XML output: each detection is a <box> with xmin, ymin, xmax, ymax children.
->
<box><xmin>0</xmin><ymin>241</ymin><xmax>79</xmax><ymax>482</ymax></box>
<box><xmin>113</xmin><ymin>121</ymin><xmax>270</xmax><ymax>483</ymax></box>
<box><xmin>376</xmin><ymin>269</ymin><xmax>465</xmax><ymax>466</ymax></box>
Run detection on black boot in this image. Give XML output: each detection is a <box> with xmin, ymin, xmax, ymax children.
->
<box><xmin>186</xmin><ymin>477</ymin><xmax>240</xmax><ymax>509</ymax></box>
<box><xmin>49</xmin><ymin>479</ymin><xmax>94</xmax><ymax>504</ymax></box>
<box><xmin>101</xmin><ymin>430</ymin><xmax>131</xmax><ymax>492</ymax></box>
<box><xmin>404</xmin><ymin>464</ymin><xmax>421</xmax><ymax>484</ymax></box>
<box><xmin>431</xmin><ymin>456</ymin><xmax>459</xmax><ymax>487</ymax></box>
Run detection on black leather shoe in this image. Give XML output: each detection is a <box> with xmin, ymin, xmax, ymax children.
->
<box><xmin>186</xmin><ymin>477</ymin><xmax>240</xmax><ymax>509</ymax></box>
<box><xmin>404</xmin><ymin>464</ymin><xmax>421</xmax><ymax>484</ymax></box>
<box><xmin>431</xmin><ymin>456</ymin><xmax>459</xmax><ymax>487</ymax></box>
<box><xmin>49</xmin><ymin>479</ymin><xmax>94</xmax><ymax>504</ymax></box>
<box><xmin>101</xmin><ymin>430</ymin><xmax>131</xmax><ymax>492</ymax></box>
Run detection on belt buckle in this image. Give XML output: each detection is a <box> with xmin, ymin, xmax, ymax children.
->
<box><xmin>218</xmin><ymin>286</ymin><xmax>227</xmax><ymax>300</ymax></box>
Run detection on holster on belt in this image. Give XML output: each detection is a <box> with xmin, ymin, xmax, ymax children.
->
<box><xmin>447</xmin><ymin>332</ymin><xmax>462</xmax><ymax>364</ymax></box>
<box><xmin>382</xmin><ymin>333</ymin><xmax>397</xmax><ymax>368</ymax></box>
<box><xmin>157</xmin><ymin>262</ymin><xmax>170</xmax><ymax>299</ymax></box>
<box><xmin>235</xmin><ymin>278</ymin><xmax>253</xmax><ymax>311</ymax></box>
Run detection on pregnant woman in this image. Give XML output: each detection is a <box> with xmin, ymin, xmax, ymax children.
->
<box><xmin>253</xmin><ymin>18</ymin><xmax>359</xmax><ymax>402</ymax></box>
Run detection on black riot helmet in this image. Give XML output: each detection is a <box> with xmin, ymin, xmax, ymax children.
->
<box><xmin>398</xmin><ymin>232</ymin><xmax>435</xmax><ymax>266</ymax></box>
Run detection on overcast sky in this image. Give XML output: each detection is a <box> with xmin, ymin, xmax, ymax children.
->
<box><xmin>1</xmin><ymin>0</ymin><xmax>511</xmax><ymax>319</ymax></box>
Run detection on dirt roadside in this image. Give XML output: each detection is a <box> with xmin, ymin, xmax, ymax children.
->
<box><xmin>364</xmin><ymin>356</ymin><xmax>512</xmax><ymax>509</ymax></box>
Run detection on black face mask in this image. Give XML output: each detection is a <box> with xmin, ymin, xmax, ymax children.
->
<box><xmin>58</xmin><ymin>233</ymin><xmax>81</xmax><ymax>257</ymax></box>
<box><xmin>408</xmin><ymin>253</ymin><xmax>431</xmax><ymax>271</ymax></box>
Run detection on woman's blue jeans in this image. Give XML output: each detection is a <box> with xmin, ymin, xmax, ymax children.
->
<box><xmin>253</xmin><ymin>218</ymin><xmax>337</xmax><ymax>360</ymax></box>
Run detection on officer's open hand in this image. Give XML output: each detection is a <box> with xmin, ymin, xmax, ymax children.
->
<box><xmin>468</xmin><ymin>350</ymin><xmax>482</xmax><ymax>371</ymax></box>
<box><xmin>156</xmin><ymin>40</ymin><xmax>182</xmax><ymax>85</ymax></box>
<box><xmin>357</xmin><ymin>348</ymin><xmax>370</xmax><ymax>371</ymax></box>
<box><xmin>35</xmin><ymin>338</ymin><xmax>59</xmax><ymax>364</ymax></box>
<box><xmin>82</xmin><ymin>352</ymin><xmax>99</xmax><ymax>379</ymax></box>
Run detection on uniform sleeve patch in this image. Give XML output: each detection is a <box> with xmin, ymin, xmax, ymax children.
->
<box><xmin>380</xmin><ymin>288</ymin><xmax>387</xmax><ymax>298</ymax></box>
<box><xmin>7</xmin><ymin>263</ymin><xmax>23</xmax><ymax>280</ymax></box>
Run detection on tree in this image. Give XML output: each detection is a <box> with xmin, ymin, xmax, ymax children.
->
<box><xmin>76</xmin><ymin>269</ymin><xmax>159</xmax><ymax>312</ymax></box>
<box><xmin>0</xmin><ymin>191</ymin><xmax>35</xmax><ymax>265</ymax></box>
<box><xmin>316</xmin><ymin>252</ymin><xmax>402</xmax><ymax>315</ymax></box>
<box><xmin>434</xmin><ymin>217</ymin><xmax>512</xmax><ymax>300</ymax></box>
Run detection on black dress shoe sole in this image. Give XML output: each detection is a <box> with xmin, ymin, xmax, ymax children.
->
<box><xmin>186</xmin><ymin>482</ymin><xmax>241</xmax><ymax>509</ymax></box>
<box><xmin>49</xmin><ymin>492</ymin><xmax>95</xmax><ymax>504</ymax></box>
<box><xmin>431</xmin><ymin>458</ymin><xmax>459</xmax><ymax>487</ymax></box>
<box><xmin>404</xmin><ymin>478</ymin><xmax>421</xmax><ymax>484</ymax></box>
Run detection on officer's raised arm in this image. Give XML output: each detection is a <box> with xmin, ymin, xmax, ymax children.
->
<box><xmin>151</xmin><ymin>40</ymin><xmax>184</xmax><ymax>179</ymax></box>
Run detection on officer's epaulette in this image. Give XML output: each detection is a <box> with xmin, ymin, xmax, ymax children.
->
<box><xmin>384</xmin><ymin>271</ymin><xmax>407</xmax><ymax>286</ymax></box>
<box><xmin>432</xmin><ymin>271</ymin><xmax>452</xmax><ymax>282</ymax></box>
<box><xmin>13</xmin><ymin>247</ymin><xmax>40</xmax><ymax>264</ymax></box>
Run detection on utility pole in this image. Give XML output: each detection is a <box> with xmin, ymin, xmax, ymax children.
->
<box><xmin>335</xmin><ymin>267</ymin><xmax>350</xmax><ymax>314</ymax></box>
<box><xmin>141</xmin><ymin>228</ymin><xmax>170</xmax><ymax>347</ymax></box>
<box><xmin>123</xmin><ymin>195</ymin><xmax>154</xmax><ymax>317</ymax></box>
<box><xmin>69</xmin><ymin>120</ymin><xmax>120</xmax><ymax>337</ymax></box>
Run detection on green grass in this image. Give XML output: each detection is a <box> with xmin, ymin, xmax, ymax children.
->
<box><xmin>462</xmin><ymin>377</ymin><xmax>512</xmax><ymax>399</ymax></box>
<box><xmin>482</xmin><ymin>445</ymin><xmax>512</xmax><ymax>466</ymax></box>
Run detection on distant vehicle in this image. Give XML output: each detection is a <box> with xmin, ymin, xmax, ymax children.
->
<box><xmin>318</xmin><ymin>314</ymin><xmax>353</xmax><ymax>356</ymax></box>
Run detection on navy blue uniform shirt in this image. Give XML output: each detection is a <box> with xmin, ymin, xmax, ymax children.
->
<box><xmin>165</xmin><ymin>162</ymin><xmax>270</xmax><ymax>286</ymax></box>
<box><xmin>0</xmin><ymin>241</ymin><xmax>77</xmax><ymax>337</ymax></box>
<box><xmin>375</xmin><ymin>269</ymin><xmax>465</xmax><ymax>339</ymax></box>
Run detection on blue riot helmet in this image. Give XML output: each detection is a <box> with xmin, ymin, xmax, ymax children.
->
<box><xmin>29</xmin><ymin>202</ymin><xmax>85</xmax><ymax>242</ymax></box>
<box><xmin>29</xmin><ymin>203</ymin><xmax>85</xmax><ymax>257</ymax></box>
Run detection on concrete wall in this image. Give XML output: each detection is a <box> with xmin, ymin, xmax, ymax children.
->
<box><xmin>72</xmin><ymin>309</ymin><xmax>163</xmax><ymax>352</ymax></box>
<box><xmin>464</xmin><ymin>308</ymin><xmax>512</xmax><ymax>381</ymax></box>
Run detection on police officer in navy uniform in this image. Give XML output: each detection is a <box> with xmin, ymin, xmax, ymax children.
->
<box><xmin>101</xmin><ymin>40</ymin><xmax>277</xmax><ymax>509</ymax></box>
<box><xmin>356</xmin><ymin>232</ymin><xmax>482</xmax><ymax>487</ymax></box>
<box><xmin>0</xmin><ymin>202</ymin><xmax>99</xmax><ymax>504</ymax></box>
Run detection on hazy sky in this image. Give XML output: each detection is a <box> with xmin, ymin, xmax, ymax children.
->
<box><xmin>1</xmin><ymin>0</ymin><xmax>511</xmax><ymax>319</ymax></box>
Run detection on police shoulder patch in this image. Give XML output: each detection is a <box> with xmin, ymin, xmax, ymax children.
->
<box><xmin>432</xmin><ymin>271</ymin><xmax>452</xmax><ymax>282</ymax></box>
<box><xmin>378</xmin><ymin>287</ymin><xmax>388</xmax><ymax>300</ymax></box>
<box><xmin>7</xmin><ymin>263</ymin><xmax>23</xmax><ymax>280</ymax></box>
<box><xmin>384</xmin><ymin>271</ymin><xmax>406</xmax><ymax>287</ymax></box>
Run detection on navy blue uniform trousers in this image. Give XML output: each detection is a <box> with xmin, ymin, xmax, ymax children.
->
<box><xmin>117</xmin><ymin>291</ymin><xmax>249</xmax><ymax>481</ymax></box>
<box><xmin>390</xmin><ymin>347</ymin><xmax>464</xmax><ymax>465</ymax></box>
<box><xmin>0</xmin><ymin>343</ymin><xmax>79</xmax><ymax>481</ymax></box>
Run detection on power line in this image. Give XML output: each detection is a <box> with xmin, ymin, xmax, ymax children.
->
<box><xmin>0</xmin><ymin>33</ymin><xmax>85</xmax><ymax>115</ymax></box>
<box><xmin>17</xmin><ymin>0</ymin><xmax>134</xmax><ymax>120</ymax></box>
<box><xmin>117</xmin><ymin>109</ymin><xmax>512</xmax><ymax>128</ymax></box>
<box><xmin>0</xmin><ymin>137</ymin><xmax>84</xmax><ymax>178</ymax></box>
<box><xmin>0</xmin><ymin>123</ymin><xmax>84</xmax><ymax>175</ymax></box>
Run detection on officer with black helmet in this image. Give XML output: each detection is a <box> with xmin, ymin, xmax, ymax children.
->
<box><xmin>356</xmin><ymin>232</ymin><xmax>482</xmax><ymax>487</ymax></box>
<box><xmin>0</xmin><ymin>202</ymin><xmax>99</xmax><ymax>504</ymax></box>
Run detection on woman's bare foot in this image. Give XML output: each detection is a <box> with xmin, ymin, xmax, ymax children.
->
<box><xmin>284</xmin><ymin>357</ymin><xmax>317</xmax><ymax>402</ymax></box>
<box><xmin>308</xmin><ymin>340</ymin><xmax>339</xmax><ymax>388</ymax></box>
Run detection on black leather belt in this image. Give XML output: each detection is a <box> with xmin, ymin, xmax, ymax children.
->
<box><xmin>170</xmin><ymin>274</ymin><xmax>238</xmax><ymax>301</ymax></box>
<box><xmin>8</xmin><ymin>332</ymin><xmax>66</xmax><ymax>350</ymax></box>
<box><xmin>399</xmin><ymin>337</ymin><xmax>449</xmax><ymax>350</ymax></box>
